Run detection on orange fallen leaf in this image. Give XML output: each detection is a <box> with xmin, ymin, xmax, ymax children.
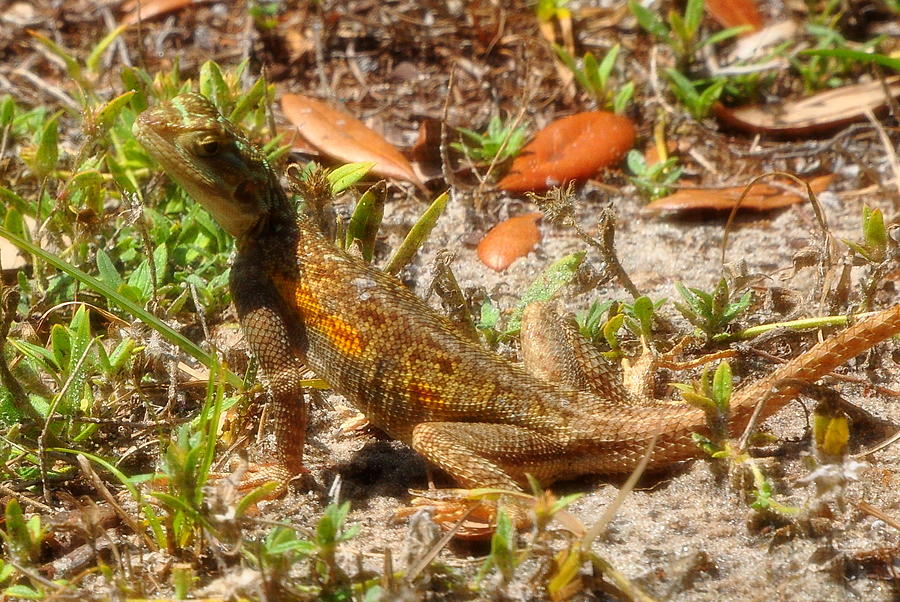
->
<box><xmin>276</xmin><ymin>126</ymin><xmax>318</xmax><ymax>156</ymax></box>
<box><xmin>477</xmin><ymin>213</ymin><xmax>542</xmax><ymax>272</ymax></box>
<box><xmin>706</xmin><ymin>0</ymin><xmax>763</xmax><ymax>32</ymax></box>
<box><xmin>498</xmin><ymin>112</ymin><xmax>635</xmax><ymax>192</ymax></box>
<box><xmin>714</xmin><ymin>76</ymin><xmax>900</xmax><ymax>137</ymax></box>
<box><xmin>121</xmin><ymin>0</ymin><xmax>211</xmax><ymax>26</ymax></box>
<box><xmin>281</xmin><ymin>94</ymin><xmax>425</xmax><ymax>190</ymax></box>
<box><xmin>641</xmin><ymin>175</ymin><xmax>835</xmax><ymax>214</ymax></box>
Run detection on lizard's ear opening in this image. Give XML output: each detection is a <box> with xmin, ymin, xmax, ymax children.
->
<box><xmin>234</xmin><ymin>180</ymin><xmax>264</xmax><ymax>208</ymax></box>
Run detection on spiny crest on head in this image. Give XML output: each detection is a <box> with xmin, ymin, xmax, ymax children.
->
<box><xmin>172</xmin><ymin>93</ymin><xmax>243</xmax><ymax>141</ymax></box>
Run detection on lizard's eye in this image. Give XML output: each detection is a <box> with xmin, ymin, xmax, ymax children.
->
<box><xmin>195</xmin><ymin>137</ymin><xmax>221</xmax><ymax>157</ymax></box>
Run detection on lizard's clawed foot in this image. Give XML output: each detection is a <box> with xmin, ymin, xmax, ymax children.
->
<box><xmin>397</xmin><ymin>488</ymin><xmax>530</xmax><ymax>539</ymax></box>
<box><xmin>210</xmin><ymin>461</ymin><xmax>308</xmax><ymax>499</ymax></box>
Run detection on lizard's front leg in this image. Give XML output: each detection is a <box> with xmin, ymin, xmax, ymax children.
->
<box><xmin>231</xmin><ymin>268</ymin><xmax>308</xmax><ymax>494</ymax></box>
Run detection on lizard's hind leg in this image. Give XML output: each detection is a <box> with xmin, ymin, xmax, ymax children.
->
<box><xmin>520</xmin><ymin>302</ymin><xmax>648</xmax><ymax>404</ymax></box>
<box><xmin>407</xmin><ymin>421</ymin><xmax>568</xmax><ymax>536</ymax></box>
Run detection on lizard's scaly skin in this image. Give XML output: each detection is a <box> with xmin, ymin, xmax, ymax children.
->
<box><xmin>134</xmin><ymin>94</ymin><xmax>900</xmax><ymax>493</ymax></box>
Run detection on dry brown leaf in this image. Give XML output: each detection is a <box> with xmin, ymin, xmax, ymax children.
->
<box><xmin>476</xmin><ymin>213</ymin><xmax>543</xmax><ymax>272</ymax></box>
<box><xmin>714</xmin><ymin>76</ymin><xmax>900</xmax><ymax>136</ymax></box>
<box><xmin>121</xmin><ymin>0</ymin><xmax>212</xmax><ymax>26</ymax></box>
<box><xmin>281</xmin><ymin>94</ymin><xmax>425</xmax><ymax>190</ymax></box>
<box><xmin>276</xmin><ymin>126</ymin><xmax>319</xmax><ymax>156</ymax></box>
<box><xmin>498</xmin><ymin>112</ymin><xmax>635</xmax><ymax>192</ymax></box>
<box><xmin>706</xmin><ymin>0</ymin><xmax>763</xmax><ymax>32</ymax></box>
<box><xmin>641</xmin><ymin>175</ymin><xmax>835</xmax><ymax>214</ymax></box>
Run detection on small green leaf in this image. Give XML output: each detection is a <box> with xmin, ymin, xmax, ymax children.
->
<box><xmin>702</xmin><ymin>25</ymin><xmax>750</xmax><ymax>47</ymax></box>
<box><xmin>8</xmin><ymin>339</ymin><xmax>59</xmax><ymax>373</ymax></box>
<box><xmin>712</xmin><ymin>361</ymin><xmax>732</xmax><ymax>413</ymax></box>
<box><xmin>127</xmin><ymin>260</ymin><xmax>153</xmax><ymax>301</ymax></box>
<box><xmin>478</xmin><ymin>300</ymin><xmax>500</xmax><ymax>330</ymax></box>
<box><xmin>121</xmin><ymin>67</ymin><xmax>151</xmax><ymax>112</ymax></box>
<box><xmin>710</xmin><ymin>279</ymin><xmax>730</xmax><ymax>325</ymax></box>
<box><xmin>626</xmin><ymin>149</ymin><xmax>647</xmax><ymax>175</ymax></box>
<box><xmin>488</xmin><ymin>509</ymin><xmax>515</xmax><ymax>581</ymax></box>
<box><xmin>50</xmin><ymin>323</ymin><xmax>71</xmax><ymax>371</ymax></box>
<box><xmin>199</xmin><ymin>61</ymin><xmax>230</xmax><ymax>108</ymax></box>
<box><xmin>384</xmin><ymin>190</ymin><xmax>449</xmax><ymax>275</ymax></box>
<box><xmin>86</xmin><ymin>23</ymin><xmax>128</xmax><ymax>74</ymax></box>
<box><xmin>107</xmin><ymin>338</ymin><xmax>137</xmax><ymax>373</ymax></box>
<box><xmin>863</xmin><ymin>206</ymin><xmax>887</xmax><ymax>260</ymax></box>
<box><xmin>33</xmin><ymin>115</ymin><xmax>60</xmax><ymax>178</ymax></box>
<box><xmin>4</xmin><ymin>499</ymin><xmax>39</xmax><ymax>564</ymax></box>
<box><xmin>691</xmin><ymin>432</ymin><xmax>720</xmax><ymax>456</ymax></box>
<box><xmin>666</xmin><ymin>68</ymin><xmax>700</xmax><ymax>103</ymax></box>
<box><xmin>597</xmin><ymin>44</ymin><xmax>619</xmax><ymax>85</ymax></box>
<box><xmin>327</xmin><ymin>162</ymin><xmax>376</xmax><ymax>194</ymax></box>
<box><xmin>582</xmin><ymin>51</ymin><xmax>601</xmax><ymax>92</ymax></box>
<box><xmin>613</xmin><ymin>82</ymin><xmax>635</xmax><ymax>114</ymax></box>
<box><xmin>0</xmin><ymin>96</ymin><xmax>14</xmax><ymax>128</ymax></box>
<box><xmin>683</xmin><ymin>0</ymin><xmax>704</xmax><ymax>36</ymax></box>
<box><xmin>721</xmin><ymin>291</ymin><xmax>751</xmax><ymax>323</ymax></box>
<box><xmin>345</xmin><ymin>181</ymin><xmax>386</xmax><ymax>261</ymax></box>
<box><xmin>96</xmin><ymin>248</ymin><xmax>124</xmax><ymax>289</ymax></box>
<box><xmin>0</xmin><ymin>560</ymin><xmax>14</xmax><ymax>585</ymax></box>
<box><xmin>4</xmin><ymin>585</ymin><xmax>43</xmax><ymax>599</ymax></box>
<box><xmin>95</xmin><ymin>90</ymin><xmax>136</xmax><ymax>131</ymax></box>
<box><xmin>602</xmin><ymin>313</ymin><xmax>625</xmax><ymax>351</ymax></box>
<box><xmin>228</xmin><ymin>76</ymin><xmax>269</xmax><ymax>124</ymax></box>
<box><xmin>629</xmin><ymin>0</ymin><xmax>668</xmax><ymax>38</ymax></box>
<box><xmin>235</xmin><ymin>482</ymin><xmax>281</xmax><ymax>517</ymax></box>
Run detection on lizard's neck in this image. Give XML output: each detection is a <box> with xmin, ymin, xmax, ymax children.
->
<box><xmin>236</xmin><ymin>181</ymin><xmax>299</xmax><ymax>252</ymax></box>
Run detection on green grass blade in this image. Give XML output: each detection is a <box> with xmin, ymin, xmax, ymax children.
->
<box><xmin>801</xmin><ymin>48</ymin><xmax>900</xmax><ymax>71</ymax></box>
<box><xmin>383</xmin><ymin>190</ymin><xmax>449</xmax><ymax>275</ymax></box>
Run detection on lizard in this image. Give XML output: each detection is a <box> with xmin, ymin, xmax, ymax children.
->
<box><xmin>132</xmin><ymin>92</ymin><xmax>900</xmax><ymax>512</ymax></box>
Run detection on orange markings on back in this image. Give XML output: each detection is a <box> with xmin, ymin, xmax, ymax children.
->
<box><xmin>409</xmin><ymin>379</ymin><xmax>446</xmax><ymax>409</ymax></box>
<box><xmin>275</xmin><ymin>276</ymin><xmax>365</xmax><ymax>357</ymax></box>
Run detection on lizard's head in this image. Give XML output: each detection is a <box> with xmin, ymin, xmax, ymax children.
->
<box><xmin>133</xmin><ymin>93</ymin><xmax>283</xmax><ymax>239</ymax></box>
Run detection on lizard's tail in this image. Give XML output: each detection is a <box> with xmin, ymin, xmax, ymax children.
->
<box><xmin>729</xmin><ymin>303</ymin><xmax>900</xmax><ymax>434</ymax></box>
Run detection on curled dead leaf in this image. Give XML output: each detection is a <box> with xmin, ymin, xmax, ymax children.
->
<box><xmin>498</xmin><ymin>112</ymin><xmax>635</xmax><ymax>192</ymax></box>
<box><xmin>714</xmin><ymin>76</ymin><xmax>900</xmax><ymax>136</ymax></box>
<box><xmin>641</xmin><ymin>175</ymin><xmax>835</xmax><ymax>215</ymax></box>
<box><xmin>281</xmin><ymin>94</ymin><xmax>425</xmax><ymax>191</ymax></box>
<box><xmin>477</xmin><ymin>213</ymin><xmax>543</xmax><ymax>272</ymax></box>
<box><xmin>706</xmin><ymin>0</ymin><xmax>763</xmax><ymax>32</ymax></box>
